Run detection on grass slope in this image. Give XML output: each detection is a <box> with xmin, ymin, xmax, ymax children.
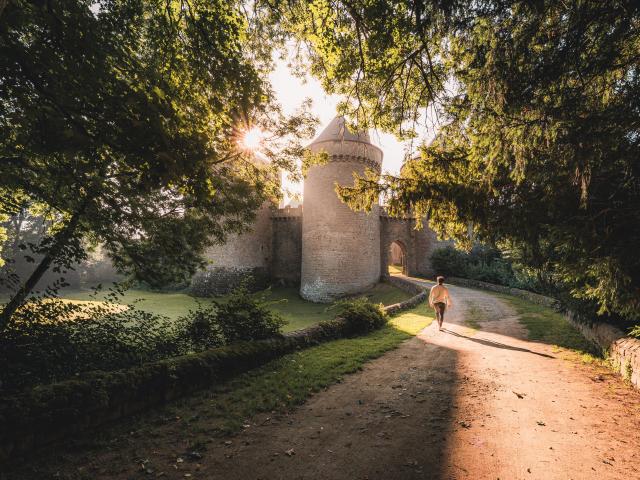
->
<box><xmin>498</xmin><ymin>294</ymin><xmax>598</xmax><ymax>355</ymax></box>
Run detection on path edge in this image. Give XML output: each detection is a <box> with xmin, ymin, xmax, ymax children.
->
<box><xmin>444</xmin><ymin>276</ymin><xmax>640</xmax><ymax>390</ymax></box>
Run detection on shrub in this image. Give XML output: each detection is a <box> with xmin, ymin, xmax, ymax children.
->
<box><xmin>332</xmin><ymin>297</ymin><xmax>388</xmax><ymax>335</ymax></box>
<box><xmin>465</xmin><ymin>257</ymin><xmax>513</xmax><ymax>285</ymax></box>
<box><xmin>213</xmin><ymin>286</ymin><xmax>287</xmax><ymax>343</ymax></box>
<box><xmin>0</xmin><ymin>296</ymin><xmax>183</xmax><ymax>391</ymax></box>
<box><xmin>430</xmin><ymin>246</ymin><xmax>468</xmax><ymax>277</ymax></box>
<box><xmin>0</xmin><ymin>283</ymin><xmax>291</xmax><ymax>392</ymax></box>
<box><xmin>175</xmin><ymin>303</ymin><xmax>223</xmax><ymax>352</ymax></box>
<box><xmin>430</xmin><ymin>245</ymin><xmax>540</xmax><ymax>291</ymax></box>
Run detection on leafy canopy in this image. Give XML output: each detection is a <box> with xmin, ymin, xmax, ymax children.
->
<box><xmin>0</xmin><ymin>0</ymin><xmax>315</xmax><ymax>323</ymax></box>
<box><xmin>266</xmin><ymin>0</ymin><xmax>640</xmax><ymax>321</ymax></box>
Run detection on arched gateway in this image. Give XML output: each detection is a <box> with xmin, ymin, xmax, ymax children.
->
<box><xmin>387</xmin><ymin>240</ymin><xmax>408</xmax><ymax>275</ymax></box>
<box><xmin>380</xmin><ymin>213</ymin><xmax>441</xmax><ymax>279</ymax></box>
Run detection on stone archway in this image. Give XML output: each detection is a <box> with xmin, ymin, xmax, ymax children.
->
<box><xmin>380</xmin><ymin>214</ymin><xmax>439</xmax><ymax>279</ymax></box>
<box><xmin>387</xmin><ymin>240</ymin><xmax>408</xmax><ymax>276</ymax></box>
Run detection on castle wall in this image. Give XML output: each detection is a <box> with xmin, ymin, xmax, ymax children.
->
<box><xmin>190</xmin><ymin>117</ymin><xmax>451</xmax><ymax>298</ymax></box>
<box><xmin>190</xmin><ymin>203</ymin><xmax>273</xmax><ymax>296</ymax></box>
<box><xmin>271</xmin><ymin>207</ymin><xmax>302</xmax><ymax>285</ymax></box>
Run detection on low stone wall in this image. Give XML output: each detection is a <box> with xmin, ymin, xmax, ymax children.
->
<box><xmin>565</xmin><ymin>311</ymin><xmax>640</xmax><ymax>388</ymax></box>
<box><xmin>382</xmin><ymin>275</ymin><xmax>428</xmax><ymax>315</ymax></box>
<box><xmin>446</xmin><ymin>277</ymin><xmax>640</xmax><ymax>389</ymax></box>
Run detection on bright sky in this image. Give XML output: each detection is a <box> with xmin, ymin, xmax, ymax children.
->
<box><xmin>269</xmin><ymin>55</ymin><xmax>434</xmax><ymax>203</ymax></box>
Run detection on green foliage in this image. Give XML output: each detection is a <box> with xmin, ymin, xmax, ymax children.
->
<box><xmin>269</xmin><ymin>1</ymin><xmax>640</xmax><ymax>322</ymax></box>
<box><xmin>431</xmin><ymin>245</ymin><xmax>537</xmax><ymax>291</ymax></box>
<box><xmin>214</xmin><ymin>286</ymin><xmax>287</xmax><ymax>343</ymax></box>
<box><xmin>180</xmin><ymin>285</ymin><xmax>287</xmax><ymax>347</ymax></box>
<box><xmin>624</xmin><ymin>360</ymin><xmax>634</xmax><ymax>383</ymax></box>
<box><xmin>0</xmin><ymin>284</ymin><xmax>288</xmax><ymax>392</ymax></box>
<box><xmin>0</xmin><ymin>0</ymin><xmax>316</xmax><ymax>324</ymax></box>
<box><xmin>430</xmin><ymin>247</ymin><xmax>468</xmax><ymax>277</ymax></box>
<box><xmin>0</xmin><ymin>290</ymin><xmax>182</xmax><ymax>391</ymax></box>
<box><xmin>176</xmin><ymin>304</ymin><xmax>224</xmax><ymax>352</ymax></box>
<box><xmin>332</xmin><ymin>297</ymin><xmax>388</xmax><ymax>335</ymax></box>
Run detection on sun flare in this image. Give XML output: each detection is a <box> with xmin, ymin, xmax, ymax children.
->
<box><xmin>241</xmin><ymin>126</ymin><xmax>264</xmax><ymax>151</ymax></box>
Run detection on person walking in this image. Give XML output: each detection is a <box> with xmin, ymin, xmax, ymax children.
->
<box><xmin>429</xmin><ymin>276</ymin><xmax>453</xmax><ymax>331</ymax></box>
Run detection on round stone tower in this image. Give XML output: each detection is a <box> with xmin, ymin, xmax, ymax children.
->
<box><xmin>300</xmin><ymin>117</ymin><xmax>383</xmax><ymax>302</ymax></box>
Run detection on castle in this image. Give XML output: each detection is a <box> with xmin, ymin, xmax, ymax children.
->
<box><xmin>190</xmin><ymin>117</ymin><xmax>446</xmax><ymax>302</ymax></box>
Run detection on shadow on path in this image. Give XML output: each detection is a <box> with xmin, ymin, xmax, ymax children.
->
<box><xmin>440</xmin><ymin>328</ymin><xmax>555</xmax><ymax>359</ymax></box>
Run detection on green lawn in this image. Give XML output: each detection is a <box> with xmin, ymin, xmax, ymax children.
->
<box><xmin>58</xmin><ymin>288</ymin><xmax>215</xmax><ymax>320</ymax></box>
<box><xmin>19</xmin><ymin>282</ymin><xmax>413</xmax><ymax>333</ymax></box>
<box><xmin>360</xmin><ymin>282</ymin><xmax>413</xmax><ymax>306</ymax></box>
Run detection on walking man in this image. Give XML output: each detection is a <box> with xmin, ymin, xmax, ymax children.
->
<box><xmin>429</xmin><ymin>276</ymin><xmax>453</xmax><ymax>331</ymax></box>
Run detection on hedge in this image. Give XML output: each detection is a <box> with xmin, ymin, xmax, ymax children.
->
<box><xmin>0</xmin><ymin>318</ymin><xmax>352</xmax><ymax>464</ymax></box>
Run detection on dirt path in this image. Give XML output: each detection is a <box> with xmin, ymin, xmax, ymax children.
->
<box><xmin>190</xmin><ymin>281</ymin><xmax>640</xmax><ymax>480</ymax></box>
<box><xmin>10</xmin><ymin>282</ymin><xmax>640</xmax><ymax>479</ymax></box>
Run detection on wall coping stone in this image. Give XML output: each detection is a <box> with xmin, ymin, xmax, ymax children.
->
<box><xmin>382</xmin><ymin>275</ymin><xmax>428</xmax><ymax>315</ymax></box>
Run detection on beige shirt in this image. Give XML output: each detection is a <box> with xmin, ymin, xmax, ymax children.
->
<box><xmin>429</xmin><ymin>284</ymin><xmax>452</xmax><ymax>306</ymax></box>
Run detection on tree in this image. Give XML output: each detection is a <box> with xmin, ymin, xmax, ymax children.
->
<box><xmin>267</xmin><ymin>0</ymin><xmax>640</xmax><ymax>321</ymax></box>
<box><xmin>0</xmin><ymin>0</ymin><xmax>315</xmax><ymax>328</ymax></box>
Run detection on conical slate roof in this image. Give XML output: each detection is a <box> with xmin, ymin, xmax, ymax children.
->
<box><xmin>309</xmin><ymin>116</ymin><xmax>371</xmax><ymax>145</ymax></box>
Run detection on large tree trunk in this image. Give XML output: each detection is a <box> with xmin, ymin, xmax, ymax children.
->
<box><xmin>0</xmin><ymin>210</ymin><xmax>83</xmax><ymax>330</ymax></box>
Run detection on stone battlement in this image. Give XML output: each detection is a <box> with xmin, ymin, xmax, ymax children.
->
<box><xmin>330</xmin><ymin>153</ymin><xmax>381</xmax><ymax>172</ymax></box>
